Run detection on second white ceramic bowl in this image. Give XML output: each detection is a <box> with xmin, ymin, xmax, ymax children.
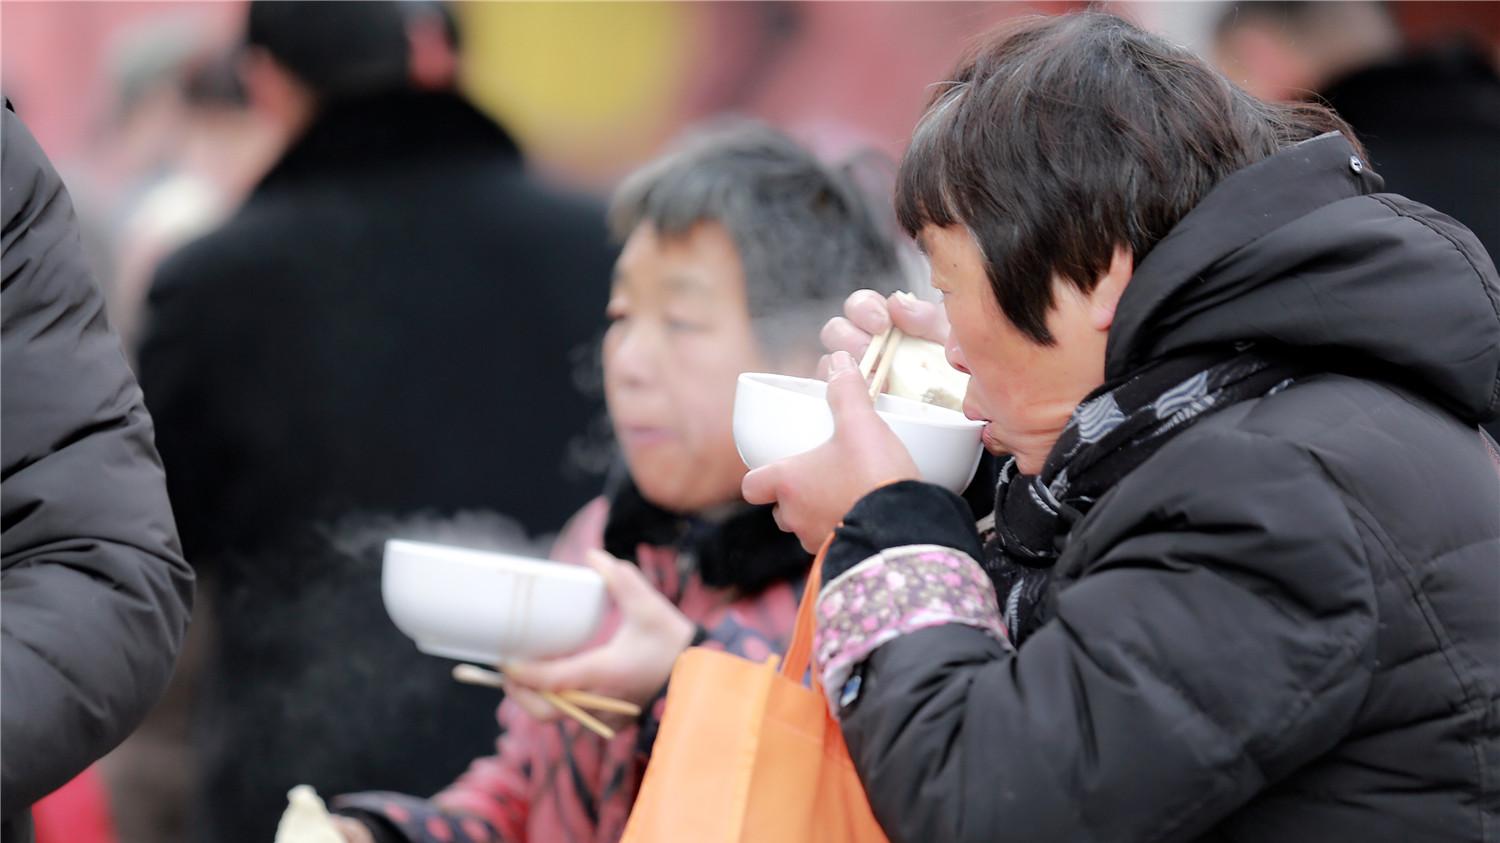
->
<box><xmin>382</xmin><ymin>539</ymin><xmax>606</xmax><ymax>664</ymax></box>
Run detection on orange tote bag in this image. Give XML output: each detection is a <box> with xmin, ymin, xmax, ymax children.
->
<box><xmin>620</xmin><ymin>548</ymin><xmax>889</xmax><ymax>843</ymax></box>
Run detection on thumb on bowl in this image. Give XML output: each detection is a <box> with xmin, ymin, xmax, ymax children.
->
<box><xmin>584</xmin><ymin>549</ymin><xmax>657</xmax><ymax>613</ymax></box>
<box><xmin>741</xmin><ymin>464</ymin><xmax>780</xmax><ymax>507</ymax></box>
<box><xmin>826</xmin><ymin>351</ymin><xmax>878</xmax><ymax>428</ymax></box>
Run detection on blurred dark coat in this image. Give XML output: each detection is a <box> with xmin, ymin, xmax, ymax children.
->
<box><xmin>1322</xmin><ymin>44</ymin><xmax>1500</xmax><ymax>262</ymax></box>
<box><xmin>1323</xmin><ymin>44</ymin><xmax>1500</xmax><ymax>447</ymax></box>
<box><xmin>1</xmin><ymin>105</ymin><xmax>194</xmax><ymax>843</ymax></box>
<box><xmin>136</xmin><ymin>89</ymin><xmax>614</xmax><ymax>843</ymax></box>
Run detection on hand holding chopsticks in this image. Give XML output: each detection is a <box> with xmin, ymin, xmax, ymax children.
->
<box><xmin>453</xmin><ymin>663</ymin><xmax>640</xmax><ymax>740</ymax></box>
<box><xmin>859</xmin><ymin>326</ymin><xmax>904</xmax><ymax>401</ymax></box>
<box><xmin>452</xmin><ymin>550</ymin><xmax>696</xmax><ymax>742</ymax></box>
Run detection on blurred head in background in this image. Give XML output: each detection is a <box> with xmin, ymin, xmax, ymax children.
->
<box><xmin>1213</xmin><ymin>0</ymin><xmax>1500</xmax><ymax>269</ymax></box>
<box><xmin>1212</xmin><ymin>1</ymin><xmax>1402</xmax><ymax>101</ymax></box>
<box><xmin>241</xmin><ymin>0</ymin><xmax>459</xmax><ymax>139</ymax></box>
<box><xmin>604</xmin><ymin>120</ymin><xmax>903</xmax><ymax>513</ymax></box>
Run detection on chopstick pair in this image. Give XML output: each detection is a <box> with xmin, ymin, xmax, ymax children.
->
<box><xmin>451</xmin><ymin>663</ymin><xmax>640</xmax><ymax>740</ymax></box>
<box><xmin>858</xmin><ymin>325</ymin><xmax>905</xmax><ymax>401</ymax></box>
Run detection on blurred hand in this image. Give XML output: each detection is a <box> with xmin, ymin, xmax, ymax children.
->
<box><xmin>742</xmin><ymin>351</ymin><xmax>920</xmax><ymax>551</ymax></box>
<box><xmin>817</xmin><ymin>290</ymin><xmax>951</xmax><ymax>378</ymax></box>
<box><xmin>330</xmin><ymin>816</ymin><xmax>376</xmax><ymax>843</ymax></box>
<box><xmin>503</xmin><ymin>550</ymin><xmax>695</xmax><ymax>727</ymax></box>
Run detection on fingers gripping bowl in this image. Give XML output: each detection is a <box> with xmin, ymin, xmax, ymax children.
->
<box><xmin>382</xmin><ymin>540</ymin><xmax>607</xmax><ymax>663</ymax></box>
<box><xmin>733</xmin><ymin>372</ymin><xmax>986</xmax><ymax>493</ymax></box>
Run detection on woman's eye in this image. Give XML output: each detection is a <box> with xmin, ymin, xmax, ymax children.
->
<box><xmin>666</xmin><ymin>317</ymin><xmax>706</xmax><ymax>333</ymax></box>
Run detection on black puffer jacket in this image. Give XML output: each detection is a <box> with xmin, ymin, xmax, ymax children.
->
<box><xmin>820</xmin><ymin>134</ymin><xmax>1500</xmax><ymax>841</ymax></box>
<box><xmin>1</xmin><ymin>106</ymin><xmax>194</xmax><ymax>842</ymax></box>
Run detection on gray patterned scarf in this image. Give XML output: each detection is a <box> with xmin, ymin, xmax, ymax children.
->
<box><xmin>980</xmin><ymin>346</ymin><xmax>1303</xmax><ymax>642</ymax></box>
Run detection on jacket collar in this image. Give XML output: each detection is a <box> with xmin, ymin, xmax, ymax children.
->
<box><xmin>602</xmin><ymin>474</ymin><xmax>810</xmax><ymax>596</ymax></box>
<box><xmin>254</xmin><ymin>89</ymin><xmax>522</xmax><ymax>196</ymax></box>
<box><xmin>1107</xmin><ymin>133</ymin><xmax>1384</xmax><ymax>380</ymax></box>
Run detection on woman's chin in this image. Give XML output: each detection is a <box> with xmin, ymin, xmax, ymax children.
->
<box><xmin>629</xmin><ymin>469</ymin><xmax>728</xmax><ymax>515</ymax></box>
<box><xmin>628</xmin><ymin>465</ymin><xmax>682</xmax><ymax>506</ymax></box>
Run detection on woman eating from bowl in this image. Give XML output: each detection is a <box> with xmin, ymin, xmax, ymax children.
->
<box><xmin>745</xmin><ymin>12</ymin><xmax>1500</xmax><ymax>843</ymax></box>
<box><xmin>323</xmin><ymin>120</ymin><xmax>903</xmax><ymax>843</ymax></box>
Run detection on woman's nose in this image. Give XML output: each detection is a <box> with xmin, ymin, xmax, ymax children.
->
<box><xmin>945</xmin><ymin>333</ymin><xmax>971</xmax><ymax>376</ymax></box>
<box><xmin>607</xmin><ymin>322</ymin><xmax>659</xmax><ymax>388</ymax></box>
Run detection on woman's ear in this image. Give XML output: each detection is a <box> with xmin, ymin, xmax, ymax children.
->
<box><xmin>1090</xmin><ymin>245</ymin><xmax>1134</xmax><ymax>332</ymax></box>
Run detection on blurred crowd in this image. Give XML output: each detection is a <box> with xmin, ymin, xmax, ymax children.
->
<box><xmin>1</xmin><ymin>2</ymin><xmax>1497</xmax><ymax>843</ymax></box>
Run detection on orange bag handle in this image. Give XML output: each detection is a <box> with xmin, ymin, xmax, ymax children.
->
<box><xmin>779</xmin><ymin>534</ymin><xmax>834</xmax><ymax>690</ymax></box>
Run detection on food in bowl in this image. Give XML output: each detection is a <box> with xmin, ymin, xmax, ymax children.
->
<box><xmin>274</xmin><ymin>786</ymin><xmax>341</xmax><ymax>843</ymax></box>
<box><xmin>882</xmin><ymin>335</ymin><xmax>970</xmax><ymax>411</ymax></box>
<box><xmin>381</xmin><ymin>539</ymin><xmax>606</xmax><ymax>663</ymax></box>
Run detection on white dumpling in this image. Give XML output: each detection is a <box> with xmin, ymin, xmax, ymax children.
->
<box><xmin>275</xmin><ymin>785</ymin><xmax>345</xmax><ymax>843</ymax></box>
<box><xmin>884</xmin><ymin>337</ymin><xmax>969</xmax><ymax>411</ymax></box>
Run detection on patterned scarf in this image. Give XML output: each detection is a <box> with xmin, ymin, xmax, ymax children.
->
<box><xmin>980</xmin><ymin>347</ymin><xmax>1303</xmax><ymax>642</ymax></box>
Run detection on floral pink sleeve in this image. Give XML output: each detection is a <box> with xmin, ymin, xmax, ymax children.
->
<box><xmin>814</xmin><ymin>545</ymin><xmax>1010</xmax><ymax>712</ymax></box>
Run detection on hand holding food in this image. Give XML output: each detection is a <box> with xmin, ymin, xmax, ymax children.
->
<box><xmin>819</xmin><ymin>290</ymin><xmax>952</xmax><ymax>370</ymax></box>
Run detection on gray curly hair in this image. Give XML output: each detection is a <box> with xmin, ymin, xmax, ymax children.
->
<box><xmin>609</xmin><ymin>119</ymin><xmax>906</xmax><ymax>355</ymax></box>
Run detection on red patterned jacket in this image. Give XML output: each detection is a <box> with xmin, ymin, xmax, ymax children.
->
<box><xmin>334</xmin><ymin>486</ymin><xmax>808</xmax><ymax>842</ymax></box>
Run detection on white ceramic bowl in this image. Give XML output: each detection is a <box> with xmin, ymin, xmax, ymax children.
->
<box><xmin>382</xmin><ymin>539</ymin><xmax>606</xmax><ymax>663</ymax></box>
<box><xmin>733</xmin><ymin>372</ymin><xmax>986</xmax><ymax>493</ymax></box>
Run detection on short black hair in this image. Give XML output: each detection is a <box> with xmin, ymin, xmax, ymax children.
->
<box><xmin>245</xmin><ymin>1</ymin><xmax>457</xmax><ymax>98</ymax></box>
<box><xmin>610</xmin><ymin>119</ymin><xmax>903</xmax><ymax>344</ymax></box>
<box><xmin>897</xmin><ymin>11</ymin><xmax>1363</xmax><ymax>344</ymax></box>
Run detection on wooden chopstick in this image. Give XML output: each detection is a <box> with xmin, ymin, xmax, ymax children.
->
<box><xmin>555</xmin><ymin>689</ymin><xmax>642</xmax><ymax>716</ymax></box>
<box><xmin>540</xmin><ymin>692</ymin><xmax>617</xmax><ymax>740</ymax></box>
<box><xmin>867</xmin><ymin>327</ymin><xmax>903</xmax><ymax>401</ymax></box>
<box><xmin>451</xmin><ymin>664</ymin><xmax>640</xmax><ymax>732</ymax></box>
<box><xmin>859</xmin><ymin>325</ymin><xmax>894</xmax><ymax>380</ymax></box>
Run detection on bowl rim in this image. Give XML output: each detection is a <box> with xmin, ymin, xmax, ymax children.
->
<box><xmin>383</xmin><ymin>539</ymin><xmax>603</xmax><ymax>586</ymax></box>
<box><xmin>737</xmin><ymin>372</ymin><xmax>985</xmax><ymax>431</ymax></box>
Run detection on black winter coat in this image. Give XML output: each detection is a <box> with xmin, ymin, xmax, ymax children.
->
<box><xmin>824</xmin><ymin>134</ymin><xmax>1500</xmax><ymax>841</ymax></box>
<box><xmin>136</xmin><ymin>91</ymin><xmax>615</xmax><ymax>843</ymax></box>
<box><xmin>1</xmin><ymin>106</ymin><xmax>194</xmax><ymax>843</ymax></box>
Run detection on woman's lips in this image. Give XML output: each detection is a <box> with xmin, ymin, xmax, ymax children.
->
<box><xmin>962</xmin><ymin>395</ymin><xmax>987</xmax><ymax>422</ymax></box>
<box><xmin>964</xmin><ymin>402</ymin><xmax>1006</xmax><ymax>455</ymax></box>
<box><xmin>618</xmin><ymin>426</ymin><xmax>675</xmax><ymax>448</ymax></box>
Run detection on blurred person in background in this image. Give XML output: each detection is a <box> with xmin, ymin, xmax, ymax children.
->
<box><xmin>1214</xmin><ymin>0</ymin><xmax>1500</xmax><ymax>443</ymax></box>
<box><xmin>1213</xmin><ymin>2</ymin><xmax>1500</xmax><ymax>268</ymax></box>
<box><xmin>107</xmin><ymin>47</ymin><xmax>281</xmax><ymax>350</ymax></box>
<box><xmin>320</xmin><ymin>120</ymin><xmax>905</xmax><ymax>843</ymax></box>
<box><xmin>134</xmin><ymin>2</ymin><xmax>615</xmax><ymax>841</ymax></box>
<box><xmin>49</xmin><ymin>14</ymin><xmax>276</xmax><ymax>348</ymax></box>
<box><xmin>59</xmin><ymin>15</ymin><xmax>210</xmax><ymax>298</ymax></box>
<box><xmin>1</xmin><ymin>102</ymin><xmax>194</xmax><ymax>843</ymax></box>
<box><xmin>94</xmin><ymin>39</ymin><xmax>281</xmax><ymax>843</ymax></box>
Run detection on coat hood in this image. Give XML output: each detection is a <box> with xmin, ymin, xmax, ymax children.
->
<box><xmin>1107</xmin><ymin>132</ymin><xmax>1500</xmax><ymax>424</ymax></box>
